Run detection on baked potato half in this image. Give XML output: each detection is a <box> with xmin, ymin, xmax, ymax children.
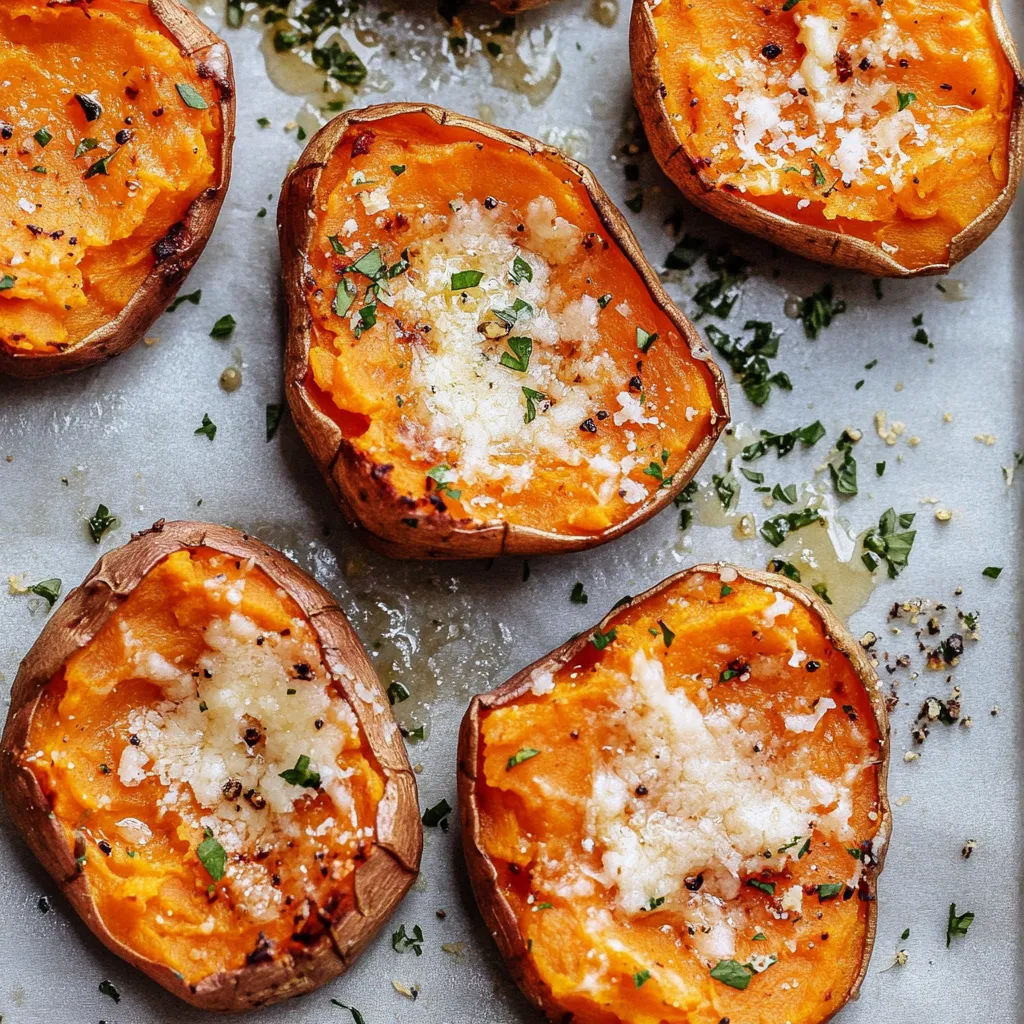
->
<box><xmin>0</xmin><ymin>0</ymin><xmax>235</xmax><ymax>378</ymax></box>
<box><xmin>631</xmin><ymin>0</ymin><xmax>1023</xmax><ymax>276</ymax></box>
<box><xmin>459</xmin><ymin>563</ymin><xmax>890</xmax><ymax>1024</ymax></box>
<box><xmin>0</xmin><ymin>521</ymin><xmax>421</xmax><ymax>1011</ymax></box>
<box><xmin>278</xmin><ymin>103</ymin><xmax>728</xmax><ymax>560</ymax></box>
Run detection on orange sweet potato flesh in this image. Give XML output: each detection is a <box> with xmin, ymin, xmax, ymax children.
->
<box><xmin>651</xmin><ymin>0</ymin><xmax>1016</xmax><ymax>271</ymax></box>
<box><xmin>25</xmin><ymin>548</ymin><xmax>383</xmax><ymax>987</ymax></box>
<box><xmin>475</xmin><ymin>573</ymin><xmax>886</xmax><ymax>1024</ymax></box>
<box><xmin>301</xmin><ymin>112</ymin><xmax>720</xmax><ymax>536</ymax></box>
<box><xmin>0</xmin><ymin>0</ymin><xmax>221</xmax><ymax>354</ymax></box>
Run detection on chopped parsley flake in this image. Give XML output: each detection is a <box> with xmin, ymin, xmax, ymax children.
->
<box><xmin>636</xmin><ymin>326</ymin><xmax>658</xmax><ymax>353</ymax></box>
<box><xmin>664</xmin><ymin>233</ymin><xmax>707</xmax><ymax>271</ymax></box>
<box><xmin>712</xmin><ymin>473</ymin><xmax>737</xmax><ymax>509</ymax></box>
<box><xmin>311</xmin><ymin>42</ymin><xmax>366</xmax><ymax>84</ymax></box>
<box><xmin>707</xmin><ymin>321</ymin><xmax>791</xmax><ymax>406</ymax></box>
<box><xmin>210</xmin><ymin>314</ymin><xmax>236</xmax><ymax>339</ymax></box>
<box><xmin>592</xmin><ymin>626</ymin><xmax>617</xmax><ymax>651</ymax></box>
<box><xmin>507</xmin><ymin>748</ymin><xmax>541</xmax><ymax>770</ymax></box>
<box><xmin>87</xmin><ymin>504</ymin><xmax>118</xmax><ymax>544</ymax></box>
<box><xmin>83</xmin><ymin>149</ymin><xmax>120</xmax><ymax>178</ymax></box>
<box><xmin>28</xmin><ymin>578</ymin><xmax>62</xmax><ymax>609</ymax></box>
<box><xmin>426</xmin><ymin>464</ymin><xmax>461</xmax><ymax>501</ymax></box>
<box><xmin>829</xmin><ymin>434</ymin><xmax>858</xmax><ymax>496</ymax></box>
<box><xmin>355</xmin><ymin>304</ymin><xmax>377</xmax><ymax>335</ymax></box>
<box><xmin>861</xmin><ymin>509</ymin><xmax>916</xmax><ymax>577</ymax></box>
<box><xmin>350</xmin><ymin>247</ymin><xmax>385</xmax><ymax>279</ymax></box>
<box><xmin>194</xmin><ymin>414</ymin><xmax>217</xmax><ymax>441</ymax></box>
<box><xmin>167</xmin><ymin>289</ymin><xmax>201</xmax><ymax>312</ymax></box>
<box><xmin>710</xmin><ymin>959</ymin><xmax>755</xmax><ymax>990</ymax></box>
<box><xmin>742</xmin><ymin>420</ymin><xmax>825</xmax><ymax>461</ymax></box>
<box><xmin>387</xmin><ymin>682</ymin><xmax>410</xmax><ymax>705</ymax></box>
<box><xmin>500</xmin><ymin>336</ymin><xmax>532</xmax><ymax>372</ymax></box>
<box><xmin>570</xmin><ymin>582</ymin><xmax>588</xmax><ymax>604</ymax></box>
<box><xmin>392</xmin><ymin>923</ymin><xmax>424</xmax><ymax>956</ymax></box>
<box><xmin>658</xmin><ymin>619</ymin><xmax>675</xmax><ymax>648</ymax></box>
<box><xmin>266</xmin><ymin>403</ymin><xmax>284</xmax><ymax>441</ymax></box>
<box><xmin>175</xmin><ymin>82</ymin><xmax>208</xmax><ymax>110</ymax></box>
<box><xmin>946</xmin><ymin>903</ymin><xmax>974</xmax><ymax>946</ymax></box>
<box><xmin>196</xmin><ymin>828</ymin><xmax>226</xmax><ymax>881</ymax></box>
<box><xmin>451</xmin><ymin>269</ymin><xmax>484</xmax><ymax>291</ymax></box>
<box><xmin>330</xmin><ymin>1001</ymin><xmax>367</xmax><ymax>1024</ymax></box>
<box><xmin>333</xmin><ymin>279</ymin><xmax>357</xmax><ymax>318</ymax></box>
<box><xmin>761</xmin><ymin>508</ymin><xmax>823</xmax><ymax>546</ymax></box>
<box><xmin>522</xmin><ymin>386</ymin><xmax>547</xmax><ymax>424</ymax></box>
<box><xmin>982</xmin><ymin>566</ymin><xmax>1002</xmax><ymax>579</ymax></box>
<box><xmin>691</xmin><ymin>250</ymin><xmax>747</xmax><ymax>320</ymax></box>
<box><xmin>767</xmin><ymin>558</ymin><xmax>801</xmax><ymax>582</ymax></box>
<box><xmin>633</xmin><ymin>969</ymin><xmax>651</xmax><ymax>988</ymax></box>
<box><xmin>798</xmin><ymin>284</ymin><xmax>846</xmax><ymax>339</ymax></box>
<box><xmin>422</xmin><ymin>798</ymin><xmax>452</xmax><ymax>829</ymax></box>
<box><xmin>510</xmin><ymin>254</ymin><xmax>533</xmax><ymax>284</ymax></box>
<box><xmin>279</xmin><ymin>754</ymin><xmax>321</xmax><ymax>789</ymax></box>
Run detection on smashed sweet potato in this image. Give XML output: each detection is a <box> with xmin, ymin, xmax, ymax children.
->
<box><xmin>0</xmin><ymin>522</ymin><xmax>420</xmax><ymax>1010</ymax></box>
<box><xmin>631</xmin><ymin>0</ymin><xmax>1023</xmax><ymax>275</ymax></box>
<box><xmin>0</xmin><ymin>0</ymin><xmax>234</xmax><ymax>377</ymax></box>
<box><xmin>279</xmin><ymin>103</ymin><xmax>728</xmax><ymax>559</ymax></box>
<box><xmin>460</xmin><ymin>564</ymin><xmax>890</xmax><ymax>1024</ymax></box>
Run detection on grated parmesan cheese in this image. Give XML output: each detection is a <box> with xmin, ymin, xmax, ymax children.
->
<box><xmin>584</xmin><ymin>651</ymin><xmax>855</xmax><ymax>914</ymax></box>
<box><xmin>115</xmin><ymin>610</ymin><xmax>363</xmax><ymax>923</ymax></box>
<box><xmin>715</xmin><ymin>9</ymin><xmax>934</xmax><ymax>194</ymax></box>
<box><xmin>391</xmin><ymin>198</ymin><xmax>649</xmax><ymax>500</ymax></box>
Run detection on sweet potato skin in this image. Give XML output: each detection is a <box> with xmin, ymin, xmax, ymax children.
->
<box><xmin>0</xmin><ymin>0</ymin><xmax>235</xmax><ymax>379</ymax></box>
<box><xmin>458</xmin><ymin>563</ymin><xmax>891</xmax><ymax>1024</ymax></box>
<box><xmin>630</xmin><ymin>0</ymin><xmax>1024</xmax><ymax>277</ymax></box>
<box><xmin>0</xmin><ymin>521</ymin><xmax>421</xmax><ymax>1012</ymax></box>
<box><xmin>278</xmin><ymin>103</ymin><xmax>729</xmax><ymax>560</ymax></box>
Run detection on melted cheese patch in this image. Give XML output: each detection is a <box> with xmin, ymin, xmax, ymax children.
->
<box><xmin>117</xmin><ymin>605</ymin><xmax>360</xmax><ymax>922</ymax></box>
<box><xmin>719</xmin><ymin>10</ymin><xmax>928</xmax><ymax>192</ymax></box>
<box><xmin>585</xmin><ymin>650</ymin><xmax>849</xmax><ymax>913</ymax></box>
<box><xmin>389</xmin><ymin>197</ymin><xmax>648</xmax><ymax>502</ymax></box>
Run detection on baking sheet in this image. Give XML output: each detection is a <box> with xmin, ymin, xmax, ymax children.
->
<box><xmin>1</xmin><ymin>0</ymin><xmax>1021</xmax><ymax>1020</ymax></box>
